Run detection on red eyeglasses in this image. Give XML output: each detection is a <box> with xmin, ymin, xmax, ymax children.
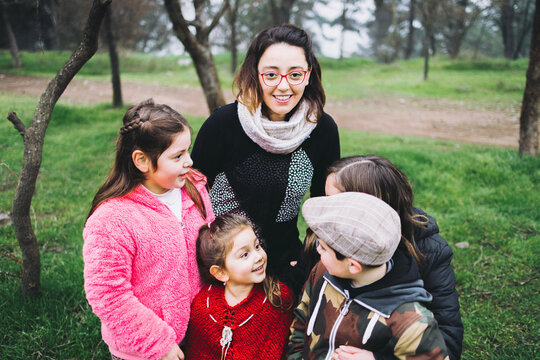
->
<box><xmin>259</xmin><ymin>69</ymin><xmax>310</xmax><ymax>87</ymax></box>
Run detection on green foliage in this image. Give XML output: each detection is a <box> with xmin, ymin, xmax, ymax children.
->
<box><xmin>0</xmin><ymin>55</ymin><xmax>538</xmax><ymax>359</ymax></box>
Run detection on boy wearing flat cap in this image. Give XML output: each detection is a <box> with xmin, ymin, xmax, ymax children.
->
<box><xmin>288</xmin><ymin>192</ymin><xmax>449</xmax><ymax>360</ymax></box>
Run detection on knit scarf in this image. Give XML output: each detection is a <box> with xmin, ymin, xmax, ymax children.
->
<box><xmin>237</xmin><ymin>101</ymin><xmax>317</xmax><ymax>154</ymax></box>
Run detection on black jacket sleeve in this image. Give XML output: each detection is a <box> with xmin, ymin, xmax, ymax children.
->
<box><xmin>309</xmin><ymin>113</ymin><xmax>340</xmax><ymax>198</ymax></box>
<box><xmin>416</xmin><ymin>213</ymin><xmax>463</xmax><ymax>360</ymax></box>
<box><xmin>420</xmin><ymin>235</ymin><xmax>463</xmax><ymax>360</ymax></box>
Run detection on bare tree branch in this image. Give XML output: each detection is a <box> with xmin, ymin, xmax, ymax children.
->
<box><xmin>186</xmin><ymin>19</ymin><xmax>200</xmax><ymax>27</ymax></box>
<box><xmin>194</xmin><ymin>0</ymin><xmax>205</xmax><ymax>28</ymax></box>
<box><xmin>7</xmin><ymin>112</ymin><xmax>25</xmax><ymax>137</ymax></box>
<box><xmin>0</xmin><ymin>271</ymin><xmax>22</xmax><ymax>279</ymax></box>
<box><xmin>164</xmin><ymin>0</ymin><xmax>226</xmax><ymax>112</ymax></box>
<box><xmin>0</xmin><ymin>250</ymin><xmax>23</xmax><ymax>264</ymax></box>
<box><xmin>164</xmin><ymin>0</ymin><xmax>197</xmax><ymax>51</ymax></box>
<box><xmin>204</xmin><ymin>0</ymin><xmax>230</xmax><ymax>37</ymax></box>
<box><xmin>8</xmin><ymin>0</ymin><xmax>111</xmax><ymax>296</ymax></box>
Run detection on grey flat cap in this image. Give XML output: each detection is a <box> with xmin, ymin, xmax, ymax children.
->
<box><xmin>302</xmin><ymin>192</ymin><xmax>401</xmax><ymax>266</ymax></box>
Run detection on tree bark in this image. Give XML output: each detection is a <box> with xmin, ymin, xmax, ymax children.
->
<box><xmin>164</xmin><ymin>0</ymin><xmax>227</xmax><ymax>113</ymax></box>
<box><xmin>228</xmin><ymin>0</ymin><xmax>240</xmax><ymax>74</ymax></box>
<box><xmin>519</xmin><ymin>0</ymin><xmax>539</xmax><ymax>155</ymax></box>
<box><xmin>372</xmin><ymin>0</ymin><xmax>393</xmax><ymax>61</ymax></box>
<box><xmin>419</xmin><ymin>0</ymin><xmax>438</xmax><ymax>80</ymax></box>
<box><xmin>269</xmin><ymin>0</ymin><xmax>296</xmax><ymax>25</ymax></box>
<box><xmin>0</xmin><ymin>0</ymin><xmax>22</xmax><ymax>68</ymax></box>
<box><xmin>512</xmin><ymin>0</ymin><xmax>534</xmax><ymax>59</ymax></box>
<box><xmin>104</xmin><ymin>6</ymin><xmax>123</xmax><ymax>107</ymax></box>
<box><xmin>444</xmin><ymin>0</ymin><xmax>468</xmax><ymax>59</ymax></box>
<box><xmin>423</xmin><ymin>31</ymin><xmax>430</xmax><ymax>80</ymax></box>
<box><xmin>404</xmin><ymin>0</ymin><xmax>416</xmax><ymax>59</ymax></box>
<box><xmin>338</xmin><ymin>1</ymin><xmax>348</xmax><ymax>60</ymax></box>
<box><xmin>6</xmin><ymin>0</ymin><xmax>111</xmax><ymax>296</ymax></box>
<box><xmin>38</xmin><ymin>0</ymin><xmax>58</xmax><ymax>50</ymax></box>
<box><xmin>500</xmin><ymin>0</ymin><xmax>515</xmax><ymax>59</ymax></box>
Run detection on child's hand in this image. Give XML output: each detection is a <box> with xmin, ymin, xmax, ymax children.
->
<box><xmin>332</xmin><ymin>345</ymin><xmax>375</xmax><ymax>360</ymax></box>
<box><xmin>161</xmin><ymin>344</ymin><xmax>185</xmax><ymax>360</ymax></box>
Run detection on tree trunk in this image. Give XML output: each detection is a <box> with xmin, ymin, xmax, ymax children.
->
<box><xmin>420</xmin><ymin>0</ymin><xmax>436</xmax><ymax>81</ymax></box>
<box><xmin>192</xmin><ymin>45</ymin><xmax>226</xmax><ymax>112</ymax></box>
<box><xmin>513</xmin><ymin>0</ymin><xmax>534</xmax><ymax>59</ymax></box>
<box><xmin>404</xmin><ymin>0</ymin><xmax>416</xmax><ymax>59</ymax></box>
<box><xmin>519</xmin><ymin>0</ymin><xmax>540</xmax><ymax>155</ymax></box>
<box><xmin>472</xmin><ymin>22</ymin><xmax>486</xmax><ymax>59</ymax></box>
<box><xmin>430</xmin><ymin>33</ymin><xmax>436</xmax><ymax>55</ymax></box>
<box><xmin>104</xmin><ymin>6</ymin><xmax>123</xmax><ymax>107</ymax></box>
<box><xmin>0</xmin><ymin>0</ymin><xmax>22</xmax><ymax>68</ymax></box>
<box><xmin>38</xmin><ymin>0</ymin><xmax>58</xmax><ymax>50</ymax></box>
<box><xmin>269</xmin><ymin>0</ymin><xmax>296</xmax><ymax>24</ymax></box>
<box><xmin>164</xmin><ymin>0</ymin><xmax>227</xmax><ymax>113</ymax></box>
<box><xmin>446</xmin><ymin>0</ymin><xmax>468</xmax><ymax>59</ymax></box>
<box><xmin>423</xmin><ymin>31</ymin><xmax>430</xmax><ymax>80</ymax></box>
<box><xmin>372</xmin><ymin>0</ymin><xmax>393</xmax><ymax>60</ymax></box>
<box><xmin>228</xmin><ymin>0</ymin><xmax>239</xmax><ymax>74</ymax></box>
<box><xmin>500</xmin><ymin>0</ymin><xmax>515</xmax><ymax>59</ymax></box>
<box><xmin>339</xmin><ymin>1</ymin><xmax>348</xmax><ymax>60</ymax></box>
<box><xmin>6</xmin><ymin>0</ymin><xmax>111</xmax><ymax>296</ymax></box>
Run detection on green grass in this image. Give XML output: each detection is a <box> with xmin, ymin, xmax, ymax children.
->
<box><xmin>0</xmin><ymin>54</ymin><xmax>538</xmax><ymax>359</ymax></box>
<box><xmin>0</xmin><ymin>50</ymin><xmax>528</xmax><ymax>110</ymax></box>
<box><xmin>320</xmin><ymin>56</ymin><xmax>528</xmax><ymax>109</ymax></box>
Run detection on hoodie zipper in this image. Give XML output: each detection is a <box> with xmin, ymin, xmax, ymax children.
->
<box><xmin>325</xmin><ymin>297</ymin><xmax>353</xmax><ymax>360</ymax></box>
<box><xmin>321</xmin><ymin>276</ymin><xmax>389</xmax><ymax>360</ymax></box>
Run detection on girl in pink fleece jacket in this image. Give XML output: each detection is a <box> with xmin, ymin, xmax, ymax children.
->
<box><xmin>83</xmin><ymin>99</ymin><xmax>214</xmax><ymax>360</ymax></box>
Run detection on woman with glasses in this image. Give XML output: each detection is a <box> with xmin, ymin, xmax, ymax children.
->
<box><xmin>191</xmin><ymin>24</ymin><xmax>340</xmax><ymax>296</ymax></box>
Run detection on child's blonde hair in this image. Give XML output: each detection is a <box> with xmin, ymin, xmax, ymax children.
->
<box><xmin>196</xmin><ymin>213</ymin><xmax>293</xmax><ymax>310</ymax></box>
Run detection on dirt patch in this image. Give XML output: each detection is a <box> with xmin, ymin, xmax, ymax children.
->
<box><xmin>0</xmin><ymin>73</ymin><xmax>520</xmax><ymax>148</ymax></box>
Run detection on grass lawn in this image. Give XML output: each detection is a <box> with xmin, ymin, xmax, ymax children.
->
<box><xmin>0</xmin><ymin>53</ymin><xmax>538</xmax><ymax>359</ymax></box>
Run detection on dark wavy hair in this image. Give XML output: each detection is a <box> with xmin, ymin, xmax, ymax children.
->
<box><xmin>234</xmin><ymin>24</ymin><xmax>325</xmax><ymax>122</ymax></box>
<box><xmin>324</xmin><ymin>155</ymin><xmax>428</xmax><ymax>271</ymax></box>
<box><xmin>87</xmin><ymin>99</ymin><xmax>207</xmax><ymax>219</ymax></box>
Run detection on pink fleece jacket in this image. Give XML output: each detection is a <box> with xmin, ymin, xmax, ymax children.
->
<box><xmin>83</xmin><ymin>179</ymin><xmax>214</xmax><ymax>360</ymax></box>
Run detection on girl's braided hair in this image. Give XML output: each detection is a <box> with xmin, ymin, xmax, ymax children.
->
<box><xmin>88</xmin><ymin>99</ymin><xmax>207</xmax><ymax>219</ymax></box>
<box><xmin>119</xmin><ymin>118</ymin><xmax>144</xmax><ymax>135</ymax></box>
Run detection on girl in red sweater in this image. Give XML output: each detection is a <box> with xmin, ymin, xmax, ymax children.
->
<box><xmin>185</xmin><ymin>214</ymin><xmax>295</xmax><ymax>360</ymax></box>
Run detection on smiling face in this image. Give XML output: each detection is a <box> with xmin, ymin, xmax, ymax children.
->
<box><xmin>142</xmin><ymin>129</ymin><xmax>193</xmax><ymax>194</ymax></box>
<box><xmin>257</xmin><ymin>43</ymin><xmax>311</xmax><ymax>121</ymax></box>
<box><xmin>222</xmin><ymin>226</ymin><xmax>267</xmax><ymax>287</ymax></box>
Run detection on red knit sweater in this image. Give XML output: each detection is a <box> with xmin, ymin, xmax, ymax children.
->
<box><xmin>185</xmin><ymin>282</ymin><xmax>294</xmax><ymax>360</ymax></box>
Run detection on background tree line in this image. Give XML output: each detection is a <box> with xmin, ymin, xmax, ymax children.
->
<box><xmin>1</xmin><ymin>0</ymin><xmax>535</xmax><ymax>62</ymax></box>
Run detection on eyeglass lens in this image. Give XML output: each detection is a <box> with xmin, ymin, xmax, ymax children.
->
<box><xmin>261</xmin><ymin>71</ymin><xmax>306</xmax><ymax>86</ymax></box>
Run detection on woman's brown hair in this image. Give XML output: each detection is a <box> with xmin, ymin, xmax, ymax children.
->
<box><xmin>87</xmin><ymin>99</ymin><xmax>207</xmax><ymax>219</ymax></box>
<box><xmin>234</xmin><ymin>24</ymin><xmax>325</xmax><ymax>122</ymax></box>
<box><xmin>197</xmin><ymin>213</ymin><xmax>293</xmax><ymax>311</ymax></box>
<box><xmin>325</xmin><ymin>155</ymin><xmax>427</xmax><ymax>271</ymax></box>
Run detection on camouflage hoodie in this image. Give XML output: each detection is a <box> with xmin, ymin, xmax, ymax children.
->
<box><xmin>288</xmin><ymin>249</ymin><xmax>449</xmax><ymax>360</ymax></box>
